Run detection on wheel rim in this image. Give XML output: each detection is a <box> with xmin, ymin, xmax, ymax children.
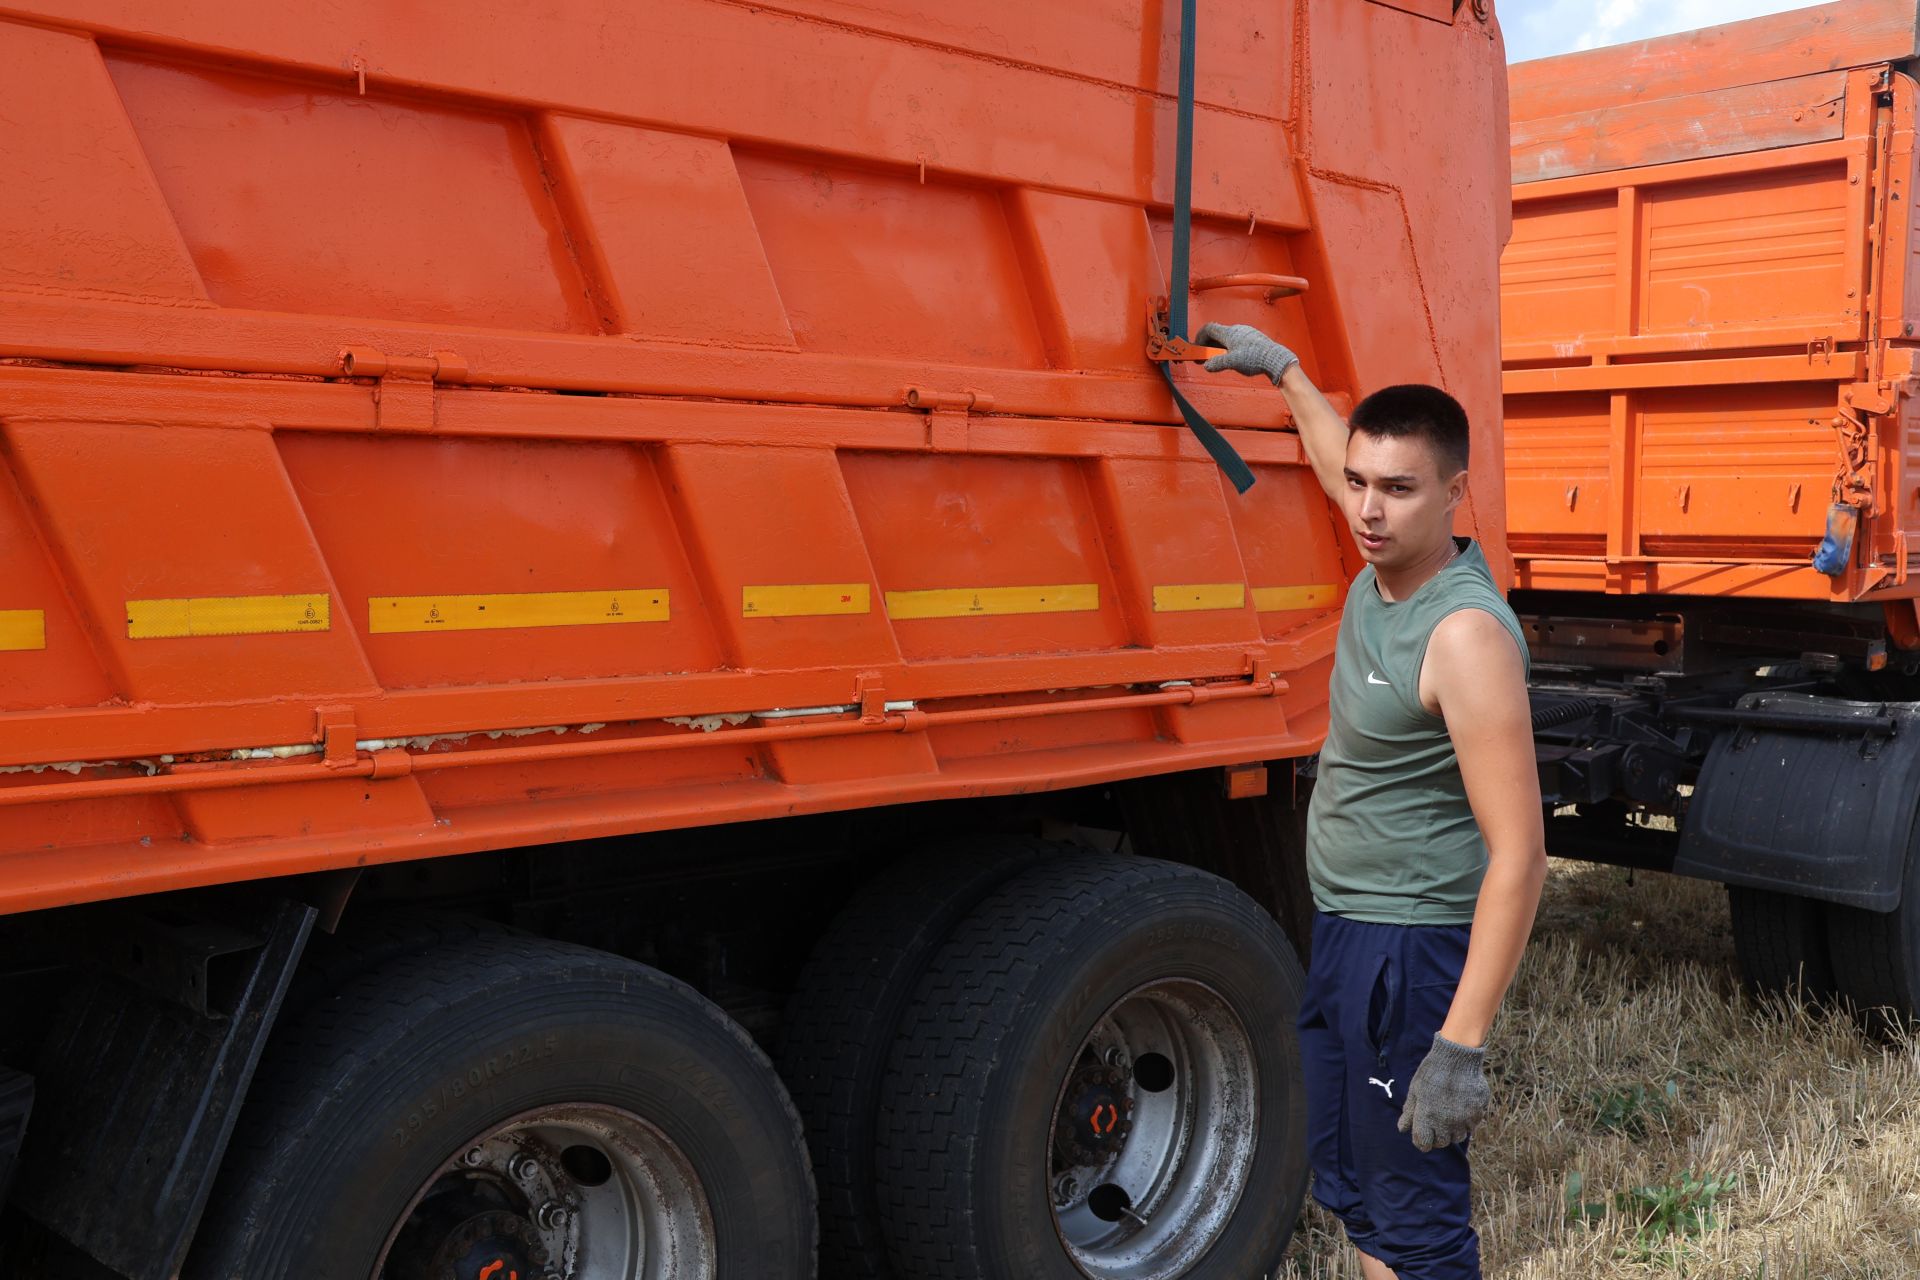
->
<box><xmin>1048</xmin><ymin>980</ymin><xmax>1259</xmax><ymax>1280</ymax></box>
<box><xmin>374</xmin><ymin>1103</ymin><xmax>716</xmax><ymax>1280</ymax></box>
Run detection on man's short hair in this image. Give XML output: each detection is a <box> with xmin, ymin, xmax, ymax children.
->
<box><xmin>1349</xmin><ymin>384</ymin><xmax>1470</xmax><ymax>477</ymax></box>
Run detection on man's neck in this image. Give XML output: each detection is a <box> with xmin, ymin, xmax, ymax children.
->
<box><xmin>1374</xmin><ymin>535</ymin><xmax>1462</xmax><ymax>603</ymax></box>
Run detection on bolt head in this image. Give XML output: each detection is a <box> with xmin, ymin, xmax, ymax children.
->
<box><xmin>461</xmin><ymin>1146</ymin><xmax>487</xmax><ymax>1168</ymax></box>
<box><xmin>508</xmin><ymin>1153</ymin><xmax>540</xmax><ymax>1181</ymax></box>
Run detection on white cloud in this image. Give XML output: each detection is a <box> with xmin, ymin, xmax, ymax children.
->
<box><xmin>1573</xmin><ymin>0</ymin><xmax>1652</xmax><ymax>52</ymax></box>
<box><xmin>1503</xmin><ymin>0</ymin><xmax>1827</xmax><ymax>63</ymax></box>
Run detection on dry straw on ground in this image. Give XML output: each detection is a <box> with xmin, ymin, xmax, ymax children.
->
<box><xmin>1282</xmin><ymin>859</ymin><xmax>1920</xmax><ymax>1279</ymax></box>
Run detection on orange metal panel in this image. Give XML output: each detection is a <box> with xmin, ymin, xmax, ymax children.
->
<box><xmin>0</xmin><ymin>23</ymin><xmax>206</xmax><ymax>303</ymax></box>
<box><xmin>1638</xmin><ymin>157</ymin><xmax>1863</xmax><ymax>340</ymax></box>
<box><xmin>279</xmin><ymin>434</ymin><xmax>726</xmax><ymax>688</ymax></box>
<box><xmin>540</xmin><ymin>117</ymin><xmax>796</xmax><ymax>346</ymax></box>
<box><xmin>109</xmin><ymin>53</ymin><xmax>598</xmax><ymax>333</ymax></box>
<box><xmin>0</xmin><ymin>0</ymin><xmax>1509</xmax><ymax>910</ymax></box>
<box><xmin>736</xmin><ymin>152</ymin><xmax>1048</xmax><ymax>368</ymax></box>
<box><xmin>0</xmin><ymin>0</ymin><xmax>1305</xmax><ymax>223</ymax></box>
<box><xmin>1501</xmin><ymin>192</ymin><xmax>1619</xmax><ymax>348</ymax></box>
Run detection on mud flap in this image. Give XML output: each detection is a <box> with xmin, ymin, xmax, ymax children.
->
<box><xmin>12</xmin><ymin>897</ymin><xmax>315</xmax><ymax>1280</ymax></box>
<box><xmin>0</xmin><ymin>1068</ymin><xmax>31</xmax><ymax>1205</ymax></box>
<box><xmin>1674</xmin><ymin>692</ymin><xmax>1920</xmax><ymax>910</ymax></box>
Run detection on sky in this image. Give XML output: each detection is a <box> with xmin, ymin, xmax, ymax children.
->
<box><xmin>1501</xmin><ymin>0</ymin><xmax>1825</xmax><ymax>63</ymax></box>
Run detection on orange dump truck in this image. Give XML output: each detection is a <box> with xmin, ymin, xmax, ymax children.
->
<box><xmin>1505</xmin><ymin>0</ymin><xmax>1920</xmax><ymax>1021</ymax></box>
<box><xmin>0</xmin><ymin>3</ymin><xmax>1512</xmax><ymax>1277</ymax></box>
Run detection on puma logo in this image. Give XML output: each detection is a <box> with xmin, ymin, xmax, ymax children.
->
<box><xmin>1368</xmin><ymin>1076</ymin><xmax>1395</xmax><ymax>1099</ymax></box>
<box><xmin>1366</xmin><ymin>671</ymin><xmax>1392</xmax><ymax>686</ymax></box>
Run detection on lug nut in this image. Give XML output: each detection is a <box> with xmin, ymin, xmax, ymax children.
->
<box><xmin>1054</xmin><ymin>1174</ymin><xmax>1080</xmax><ymax>1205</ymax></box>
<box><xmin>508</xmin><ymin>1153</ymin><xmax>541</xmax><ymax>1181</ymax></box>
<box><xmin>535</xmin><ymin>1200</ymin><xmax>570</xmax><ymax>1231</ymax></box>
<box><xmin>460</xmin><ymin>1146</ymin><xmax>487</xmax><ymax>1168</ymax></box>
<box><xmin>1104</xmin><ymin>1046</ymin><xmax>1130</xmax><ymax>1072</ymax></box>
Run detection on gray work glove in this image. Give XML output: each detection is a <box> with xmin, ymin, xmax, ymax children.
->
<box><xmin>1397</xmin><ymin>1033</ymin><xmax>1491</xmax><ymax>1152</ymax></box>
<box><xmin>1196</xmin><ymin>322</ymin><xmax>1300</xmax><ymax>385</ymax></box>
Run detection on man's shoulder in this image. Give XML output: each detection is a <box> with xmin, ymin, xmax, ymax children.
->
<box><xmin>1429</xmin><ymin>604</ymin><xmax>1521</xmax><ymax>653</ymax></box>
<box><xmin>1424</xmin><ymin>605</ymin><xmax>1528</xmax><ymax>704</ymax></box>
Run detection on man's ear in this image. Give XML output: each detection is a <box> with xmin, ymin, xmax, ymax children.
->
<box><xmin>1445</xmin><ymin>467</ymin><xmax>1469</xmax><ymax>513</ymax></box>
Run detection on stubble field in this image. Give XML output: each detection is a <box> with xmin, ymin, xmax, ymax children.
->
<box><xmin>1282</xmin><ymin>859</ymin><xmax>1920</xmax><ymax>1279</ymax></box>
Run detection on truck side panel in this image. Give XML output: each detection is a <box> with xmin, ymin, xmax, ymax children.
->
<box><xmin>0</xmin><ymin>1</ymin><xmax>1510</xmax><ymax>911</ymax></box>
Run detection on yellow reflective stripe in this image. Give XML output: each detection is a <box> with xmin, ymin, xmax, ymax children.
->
<box><xmin>742</xmin><ymin>584</ymin><xmax>871</xmax><ymax>618</ymax></box>
<box><xmin>0</xmin><ymin>610</ymin><xmax>45</xmax><ymax>651</ymax></box>
<box><xmin>1252</xmin><ymin>583</ymin><xmax>1340</xmax><ymax>612</ymax></box>
<box><xmin>1152</xmin><ymin>583</ymin><xmax>1245</xmax><ymax>613</ymax></box>
<box><xmin>127</xmin><ymin>594</ymin><xmax>330</xmax><ymax>639</ymax></box>
<box><xmin>369</xmin><ymin>589</ymin><xmax>667</xmax><ymax>634</ymax></box>
<box><xmin>885</xmin><ymin>583</ymin><xmax>1099</xmax><ymax>620</ymax></box>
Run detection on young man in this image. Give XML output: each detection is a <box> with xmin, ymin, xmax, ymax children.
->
<box><xmin>1198</xmin><ymin>322</ymin><xmax>1547</xmax><ymax>1280</ymax></box>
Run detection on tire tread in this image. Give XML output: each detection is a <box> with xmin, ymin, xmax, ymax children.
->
<box><xmin>873</xmin><ymin>853</ymin><xmax>1303</xmax><ymax>1280</ymax></box>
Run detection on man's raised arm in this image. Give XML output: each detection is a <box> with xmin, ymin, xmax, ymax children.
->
<box><xmin>1196</xmin><ymin>322</ymin><xmax>1350</xmax><ymax>500</ymax></box>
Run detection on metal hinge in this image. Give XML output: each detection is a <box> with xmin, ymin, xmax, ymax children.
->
<box><xmin>339</xmin><ymin>346</ymin><xmax>469</xmax><ymax>432</ymax></box>
<box><xmin>905</xmin><ymin>387</ymin><xmax>993</xmax><ymax>453</ymax></box>
<box><xmin>1832</xmin><ymin>379</ymin><xmax>1907</xmax><ymax>510</ymax></box>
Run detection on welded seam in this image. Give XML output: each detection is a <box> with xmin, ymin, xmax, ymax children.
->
<box><xmin>1308</xmin><ymin>167</ymin><xmax>1447</xmax><ymax>381</ymax></box>
<box><xmin>1288</xmin><ymin>0</ymin><xmax>1312</xmax><ymax>152</ymax></box>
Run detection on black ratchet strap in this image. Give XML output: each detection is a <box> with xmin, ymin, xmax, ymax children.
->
<box><xmin>1162</xmin><ymin>0</ymin><xmax>1255</xmax><ymax>494</ymax></box>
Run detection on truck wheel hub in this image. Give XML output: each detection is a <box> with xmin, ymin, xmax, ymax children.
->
<box><xmin>434</xmin><ymin>1210</ymin><xmax>542</xmax><ymax>1280</ymax></box>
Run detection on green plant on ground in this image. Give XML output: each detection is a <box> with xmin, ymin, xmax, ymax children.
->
<box><xmin>1588</xmin><ymin>1079</ymin><xmax>1680</xmax><ymax>1138</ymax></box>
<box><xmin>1567</xmin><ymin>1168</ymin><xmax>1738</xmax><ymax>1265</ymax></box>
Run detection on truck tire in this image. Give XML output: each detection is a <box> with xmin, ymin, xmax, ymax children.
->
<box><xmin>1727</xmin><ymin>887</ymin><xmax>1835</xmax><ymax>1002</ymax></box>
<box><xmin>1825</xmin><ymin>820</ymin><xmax>1920</xmax><ymax>1027</ymax></box>
<box><xmin>778</xmin><ymin>837</ymin><xmax>1061</xmax><ymax>1279</ymax></box>
<box><xmin>875</xmin><ymin>854</ymin><xmax>1308</xmax><ymax>1280</ymax></box>
<box><xmin>282</xmin><ymin>906</ymin><xmax>510</xmax><ymax>1018</ymax></box>
<box><xmin>187</xmin><ymin>933</ymin><xmax>815</xmax><ymax>1280</ymax></box>
<box><xmin>1826</xmin><ymin>899</ymin><xmax>1920</xmax><ymax>1027</ymax></box>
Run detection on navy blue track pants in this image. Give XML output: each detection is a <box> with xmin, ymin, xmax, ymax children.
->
<box><xmin>1298</xmin><ymin>910</ymin><xmax>1480</xmax><ymax>1279</ymax></box>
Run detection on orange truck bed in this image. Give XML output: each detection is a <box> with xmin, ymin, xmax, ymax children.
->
<box><xmin>0</xmin><ymin>2</ymin><xmax>1512</xmax><ymax>914</ymax></box>
<box><xmin>1502</xmin><ymin>0</ymin><xmax>1920</xmax><ymax>607</ymax></box>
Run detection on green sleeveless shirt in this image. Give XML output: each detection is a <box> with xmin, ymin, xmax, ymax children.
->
<box><xmin>1305</xmin><ymin>538</ymin><xmax>1528</xmax><ymax>925</ymax></box>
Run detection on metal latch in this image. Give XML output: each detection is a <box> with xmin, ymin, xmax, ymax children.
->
<box><xmin>1147</xmin><ymin>275</ymin><xmax>1309</xmax><ymax>363</ymax></box>
<box><xmin>340</xmin><ymin>346</ymin><xmax>469</xmax><ymax>432</ymax></box>
<box><xmin>315</xmin><ymin>704</ymin><xmax>358</xmax><ymax>768</ymax></box>
<box><xmin>1146</xmin><ymin>298</ymin><xmax>1224</xmax><ymax>363</ymax></box>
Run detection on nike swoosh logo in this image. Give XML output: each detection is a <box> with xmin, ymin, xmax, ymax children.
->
<box><xmin>1366</xmin><ymin>671</ymin><xmax>1391</xmax><ymax>686</ymax></box>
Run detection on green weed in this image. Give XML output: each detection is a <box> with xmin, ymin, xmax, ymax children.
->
<box><xmin>1565</xmin><ymin>1168</ymin><xmax>1739</xmax><ymax>1265</ymax></box>
<box><xmin>1588</xmin><ymin>1079</ymin><xmax>1680</xmax><ymax>1138</ymax></box>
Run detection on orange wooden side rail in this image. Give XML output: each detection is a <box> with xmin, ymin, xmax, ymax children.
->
<box><xmin>1502</xmin><ymin>0</ymin><xmax>1920</xmax><ymax>606</ymax></box>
